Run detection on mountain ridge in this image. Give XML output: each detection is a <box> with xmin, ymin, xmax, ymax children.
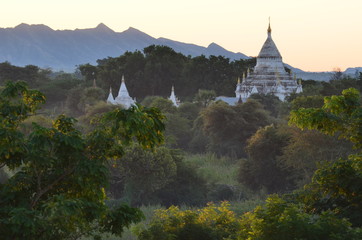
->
<box><xmin>0</xmin><ymin>23</ymin><xmax>360</xmax><ymax>80</ymax></box>
<box><xmin>0</xmin><ymin>23</ymin><xmax>248</xmax><ymax>71</ymax></box>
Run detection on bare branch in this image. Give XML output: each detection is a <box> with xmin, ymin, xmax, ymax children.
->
<box><xmin>30</xmin><ymin>165</ymin><xmax>76</xmax><ymax>209</ymax></box>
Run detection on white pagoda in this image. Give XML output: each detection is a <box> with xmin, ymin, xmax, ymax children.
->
<box><xmin>235</xmin><ymin>21</ymin><xmax>302</xmax><ymax>102</ymax></box>
<box><xmin>107</xmin><ymin>75</ymin><xmax>136</xmax><ymax>108</ymax></box>
<box><xmin>168</xmin><ymin>85</ymin><xmax>180</xmax><ymax>107</ymax></box>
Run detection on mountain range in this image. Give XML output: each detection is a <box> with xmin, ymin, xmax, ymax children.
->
<box><xmin>0</xmin><ymin>23</ymin><xmax>360</xmax><ymax>81</ymax></box>
<box><xmin>0</xmin><ymin>23</ymin><xmax>248</xmax><ymax>72</ymax></box>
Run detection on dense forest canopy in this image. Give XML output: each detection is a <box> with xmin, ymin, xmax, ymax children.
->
<box><xmin>0</xmin><ymin>45</ymin><xmax>361</xmax><ymax>239</ymax></box>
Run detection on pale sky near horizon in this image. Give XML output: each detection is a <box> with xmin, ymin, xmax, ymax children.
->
<box><xmin>1</xmin><ymin>0</ymin><xmax>361</xmax><ymax>72</ymax></box>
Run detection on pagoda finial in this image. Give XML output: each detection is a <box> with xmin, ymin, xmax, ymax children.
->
<box><xmin>267</xmin><ymin>17</ymin><xmax>272</xmax><ymax>35</ymax></box>
<box><xmin>122</xmin><ymin>75</ymin><xmax>125</xmax><ymax>83</ymax></box>
<box><xmin>242</xmin><ymin>73</ymin><xmax>245</xmax><ymax>81</ymax></box>
<box><xmin>247</xmin><ymin>68</ymin><xmax>250</xmax><ymax>76</ymax></box>
<box><xmin>237</xmin><ymin>77</ymin><xmax>241</xmax><ymax>84</ymax></box>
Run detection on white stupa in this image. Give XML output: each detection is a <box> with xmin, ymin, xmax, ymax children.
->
<box><xmin>169</xmin><ymin>85</ymin><xmax>180</xmax><ymax>107</ymax></box>
<box><xmin>235</xmin><ymin>20</ymin><xmax>302</xmax><ymax>102</ymax></box>
<box><xmin>106</xmin><ymin>86</ymin><xmax>115</xmax><ymax>104</ymax></box>
<box><xmin>109</xmin><ymin>75</ymin><xmax>136</xmax><ymax>108</ymax></box>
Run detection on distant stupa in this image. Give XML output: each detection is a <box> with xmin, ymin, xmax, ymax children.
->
<box><xmin>168</xmin><ymin>85</ymin><xmax>180</xmax><ymax>107</ymax></box>
<box><xmin>107</xmin><ymin>75</ymin><xmax>136</xmax><ymax>108</ymax></box>
<box><xmin>235</xmin><ymin>20</ymin><xmax>302</xmax><ymax>101</ymax></box>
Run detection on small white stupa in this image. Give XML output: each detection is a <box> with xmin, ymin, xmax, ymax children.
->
<box><xmin>107</xmin><ymin>86</ymin><xmax>115</xmax><ymax>104</ymax></box>
<box><xmin>169</xmin><ymin>85</ymin><xmax>180</xmax><ymax>107</ymax></box>
<box><xmin>110</xmin><ymin>75</ymin><xmax>136</xmax><ymax>108</ymax></box>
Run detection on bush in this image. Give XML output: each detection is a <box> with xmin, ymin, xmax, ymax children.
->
<box><xmin>137</xmin><ymin>202</ymin><xmax>240</xmax><ymax>240</ymax></box>
<box><xmin>238</xmin><ymin>195</ymin><xmax>361</xmax><ymax>240</ymax></box>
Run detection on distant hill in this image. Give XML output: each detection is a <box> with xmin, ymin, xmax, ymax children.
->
<box><xmin>0</xmin><ymin>23</ymin><xmax>360</xmax><ymax>81</ymax></box>
<box><xmin>0</xmin><ymin>23</ymin><xmax>248</xmax><ymax>71</ymax></box>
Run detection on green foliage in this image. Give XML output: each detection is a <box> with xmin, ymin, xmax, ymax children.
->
<box><xmin>137</xmin><ymin>197</ymin><xmax>361</xmax><ymax>240</ymax></box>
<box><xmin>201</xmin><ymin>100</ymin><xmax>271</xmax><ymax>157</ymax></box>
<box><xmin>79</xmin><ymin>101</ymin><xmax>118</xmax><ymax>132</ymax></box>
<box><xmin>0</xmin><ymin>82</ymin><xmax>166</xmax><ymax>239</ymax></box>
<box><xmin>19</xmin><ymin>115</ymin><xmax>53</xmax><ymax>135</ymax></box>
<box><xmin>249</xmin><ymin>93</ymin><xmax>283</xmax><ymax>117</ymax></box>
<box><xmin>149</xmin><ymin>97</ymin><xmax>177</xmax><ymax>114</ymax></box>
<box><xmin>140</xmin><ymin>96</ymin><xmax>162</xmax><ymax>107</ymax></box>
<box><xmin>194</xmin><ymin>89</ymin><xmax>216</xmax><ymax>107</ymax></box>
<box><xmin>239</xmin><ymin>195</ymin><xmax>361</xmax><ymax>240</ymax></box>
<box><xmin>184</xmin><ymin>153</ymin><xmax>239</xmax><ymax>186</ymax></box>
<box><xmin>79</xmin><ymin>48</ymin><xmax>257</xmax><ymax>101</ymax></box>
<box><xmin>278</xmin><ymin>127</ymin><xmax>353</xmax><ymax>186</ymax></box>
<box><xmin>290</xmin><ymin>88</ymin><xmax>362</xmax><ymax>149</ymax></box>
<box><xmin>39</xmin><ymin>73</ymin><xmax>81</xmax><ymax>106</ymax></box>
<box><xmin>0</xmin><ymin>62</ymin><xmax>44</xmax><ymax>87</ymax></box>
<box><xmin>65</xmin><ymin>86</ymin><xmax>85</xmax><ymax>116</ymax></box>
<box><xmin>289</xmin><ymin>88</ymin><xmax>362</xmax><ymax>227</ymax></box>
<box><xmin>291</xmin><ymin>95</ymin><xmax>325</xmax><ymax>110</ymax></box>
<box><xmin>296</xmin><ymin>155</ymin><xmax>362</xmax><ymax>227</ymax></box>
<box><xmin>177</xmin><ymin>102</ymin><xmax>201</xmax><ymax>122</ymax></box>
<box><xmin>137</xmin><ymin>202</ymin><xmax>240</xmax><ymax>240</ymax></box>
<box><xmin>78</xmin><ymin>87</ymin><xmax>106</xmax><ymax>113</ymax></box>
<box><xmin>150</xmin><ymin>151</ymin><xmax>208</xmax><ymax>207</ymax></box>
<box><xmin>238</xmin><ymin>125</ymin><xmax>293</xmax><ymax>193</ymax></box>
<box><xmin>164</xmin><ymin>113</ymin><xmax>192</xmax><ymax>149</ymax></box>
<box><xmin>112</xmin><ymin>145</ymin><xmax>177</xmax><ymax>205</ymax></box>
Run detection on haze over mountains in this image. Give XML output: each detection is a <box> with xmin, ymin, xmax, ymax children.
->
<box><xmin>0</xmin><ymin>23</ymin><xmax>360</xmax><ymax>81</ymax></box>
<box><xmin>0</xmin><ymin>23</ymin><xmax>248</xmax><ymax>71</ymax></box>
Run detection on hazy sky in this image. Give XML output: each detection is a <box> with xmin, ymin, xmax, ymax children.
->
<box><xmin>1</xmin><ymin>0</ymin><xmax>361</xmax><ymax>72</ymax></box>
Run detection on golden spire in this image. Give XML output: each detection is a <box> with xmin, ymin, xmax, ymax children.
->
<box><xmin>267</xmin><ymin>17</ymin><xmax>272</xmax><ymax>34</ymax></box>
<box><xmin>242</xmin><ymin>72</ymin><xmax>245</xmax><ymax>81</ymax></box>
<box><xmin>237</xmin><ymin>77</ymin><xmax>241</xmax><ymax>84</ymax></box>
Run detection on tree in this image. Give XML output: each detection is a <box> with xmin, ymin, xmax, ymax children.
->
<box><xmin>289</xmin><ymin>88</ymin><xmax>362</xmax><ymax>227</ymax></box>
<box><xmin>290</xmin><ymin>95</ymin><xmax>324</xmax><ymax>110</ymax></box>
<box><xmin>278</xmin><ymin>127</ymin><xmax>353</xmax><ymax>187</ymax></box>
<box><xmin>78</xmin><ymin>87</ymin><xmax>105</xmax><ymax>113</ymax></box>
<box><xmin>137</xmin><ymin>202</ymin><xmax>240</xmax><ymax>240</ymax></box>
<box><xmin>297</xmin><ymin>156</ymin><xmax>362</xmax><ymax>227</ymax></box>
<box><xmin>238</xmin><ymin>125</ymin><xmax>293</xmax><ymax>193</ymax></box>
<box><xmin>239</xmin><ymin>195</ymin><xmax>360</xmax><ymax>240</ymax></box>
<box><xmin>194</xmin><ymin>89</ymin><xmax>216</xmax><ymax>107</ymax></box>
<box><xmin>143</xmin><ymin>45</ymin><xmax>187</xmax><ymax>96</ymax></box>
<box><xmin>0</xmin><ymin>82</ymin><xmax>165</xmax><ymax>239</ymax></box>
<box><xmin>149</xmin><ymin>97</ymin><xmax>177</xmax><ymax>114</ymax></box>
<box><xmin>111</xmin><ymin>145</ymin><xmax>177</xmax><ymax>206</ymax></box>
<box><xmin>289</xmin><ymin>88</ymin><xmax>362</xmax><ymax>149</ymax></box>
<box><xmin>201</xmin><ymin>100</ymin><xmax>271</xmax><ymax>157</ymax></box>
<box><xmin>249</xmin><ymin>93</ymin><xmax>282</xmax><ymax>117</ymax></box>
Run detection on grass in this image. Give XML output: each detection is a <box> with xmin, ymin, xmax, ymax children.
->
<box><xmin>81</xmin><ymin>153</ymin><xmax>267</xmax><ymax>239</ymax></box>
<box><xmin>183</xmin><ymin>153</ymin><xmax>240</xmax><ymax>186</ymax></box>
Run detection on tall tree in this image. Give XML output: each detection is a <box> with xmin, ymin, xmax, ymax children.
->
<box><xmin>0</xmin><ymin>81</ymin><xmax>165</xmax><ymax>239</ymax></box>
<box><xmin>238</xmin><ymin>125</ymin><xmax>293</xmax><ymax>193</ymax></box>
<box><xmin>201</xmin><ymin>100</ymin><xmax>271</xmax><ymax>157</ymax></box>
<box><xmin>289</xmin><ymin>88</ymin><xmax>362</xmax><ymax>226</ymax></box>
